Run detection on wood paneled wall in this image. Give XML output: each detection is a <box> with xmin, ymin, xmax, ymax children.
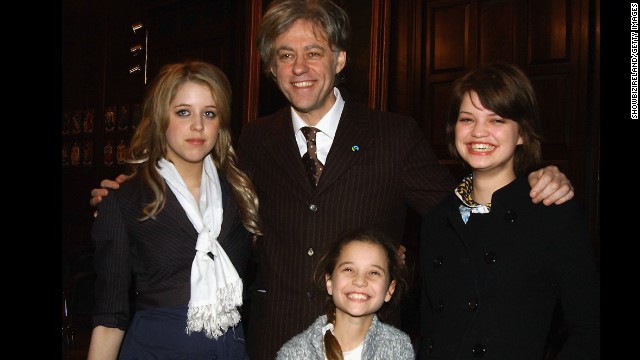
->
<box><xmin>62</xmin><ymin>0</ymin><xmax>599</xmax><ymax>261</ymax></box>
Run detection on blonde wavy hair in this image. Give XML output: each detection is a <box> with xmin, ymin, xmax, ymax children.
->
<box><xmin>126</xmin><ymin>60</ymin><xmax>262</xmax><ymax>237</ymax></box>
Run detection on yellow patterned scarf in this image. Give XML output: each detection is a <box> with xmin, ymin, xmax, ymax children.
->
<box><xmin>455</xmin><ymin>174</ymin><xmax>491</xmax><ymax>224</ymax></box>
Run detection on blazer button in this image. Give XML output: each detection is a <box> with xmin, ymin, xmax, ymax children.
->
<box><xmin>503</xmin><ymin>210</ymin><xmax>518</xmax><ymax>223</ymax></box>
<box><xmin>307</xmin><ymin>247</ymin><xmax>314</xmax><ymax>256</ymax></box>
<box><xmin>306</xmin><ymin>292</ymin><xmax>312</xmax><ymax>300</ymax></box>
<box><xmin>484</xmin><ymin>251</ymin><xmax>497</xmax><ymax>264</ymax></box>
<box><xmin>472</xmin><ymin>344</ymin><xmax>486</xmax><ymax>357</ymax></box>
<box><xmin>436</xmin><ymin>300</ymin><xmax>444</xmax><ymax>312</ymax></box>
<box><xmin>424</xmin><ymin>337</ymin><xmax>434</xmax><ymax>354</ymax></box>
<box><xmin>468</xmin><ymin>298</ymin><xmax>479</xmax><ymax>311</ymax></box>
<box><xmin>309</xmin><ymin>204</ymin><xmax>318</xmax><ymax>212</ymax></box>
<box><xmin>433</xmin><ymin>256</ymin><xmax>444</xmax><ymax>268</ymax></box>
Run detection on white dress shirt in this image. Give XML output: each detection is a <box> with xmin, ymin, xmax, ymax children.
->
<box><xmin>291</xmin><ymin>87</ymin><xmax>345</xmax><ymax>165</ymax></box>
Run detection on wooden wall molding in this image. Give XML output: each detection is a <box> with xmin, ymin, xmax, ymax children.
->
<box><xmin>242</xmin><ymin>0</ymin><xmax>263</xmax><ymax>126</ymax></box>
<box><xmin>368</xmin><ymin>0</ymin><xmax>391</xmax><ymax>110</ymax></box>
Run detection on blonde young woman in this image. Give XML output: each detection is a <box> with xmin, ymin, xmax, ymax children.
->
<box><xmin>87</xmin><ymin>61</ymin><xmax>261</xmax><ymax>360</ymax></box>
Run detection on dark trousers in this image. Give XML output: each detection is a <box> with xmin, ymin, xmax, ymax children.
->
<box><xmin>119</xmin><ymin>304</ymin><xmax>249</xmax><ymax>360</ymax></box>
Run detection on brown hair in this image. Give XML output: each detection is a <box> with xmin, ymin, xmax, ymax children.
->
<box><xmin>446</xmin><ymin>62</ymin><xmax>543</xmax><ymax>174</ymax></box>
<box><xmin>256</xmin><ymin>0</ymin><xmax>350</xmax><ymax>84</ymax></box>
<box><xmin>313</xmin><ymin>228</ymin><xmax>408</xmax><ymax>360</ymax></box>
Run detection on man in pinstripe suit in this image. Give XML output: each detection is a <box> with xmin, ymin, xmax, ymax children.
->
<box><xmin>90</xmin><ymin>1</ymin><xmax>574</xmax><ymax>358</ymax></box>
<box><xmin>238</xmin><ymin>1</ymin><xmax>574</xmax><ymax>359</ymax></box>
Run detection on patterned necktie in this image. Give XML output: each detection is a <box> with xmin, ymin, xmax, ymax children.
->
<box><xmin>300</xmin><ymin>126</ymin><xmax>323</xmax><ymax>187</ymax></box>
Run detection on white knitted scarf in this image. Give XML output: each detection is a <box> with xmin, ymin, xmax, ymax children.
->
<box><xmin>157</xmin><ymin>155</ymin><xmax>242</xmax><ymax>339</ymax></box>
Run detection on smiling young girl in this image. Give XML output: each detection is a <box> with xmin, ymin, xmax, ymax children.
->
<box><xmin>276</xmin><ymin>229</ymin><xmax>414</xmax><ymax>360</ymax></box>
<box><xmin>419</xmin><ymin>62</ymin><xmax>600</xmax><ymax>359</ymax></box>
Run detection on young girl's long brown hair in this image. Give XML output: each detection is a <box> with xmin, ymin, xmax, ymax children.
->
<box><xmin>313</xmin><ymin>229</ymin><xmax>408</xmax><ymax>360</ymax></box>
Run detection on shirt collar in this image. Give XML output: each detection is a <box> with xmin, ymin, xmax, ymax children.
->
<box><xmin>291</xmin><ymin>87</ymin><xmax>344</xmax><ymax>140</ymax></box>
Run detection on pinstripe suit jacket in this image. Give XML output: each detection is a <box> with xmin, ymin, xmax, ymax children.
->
<box><xmin>238</xmin><ymin>100</ymin><xmax>454</xmax><ymax>360</ymax></box>
<box><xmin>91</xmin><ymin>171</ymin><xmax>252</xmax><ymax>330</ymax></box>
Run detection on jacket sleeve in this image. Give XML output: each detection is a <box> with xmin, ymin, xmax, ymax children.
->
<box><xmin>400</xmin><ymin>116</ymin><xmax>454</xmax><ymax>216</ymax></box>
<box><xmin>91</xmin><ymin>188</ymin><xmax>132</xmax><ymax>330</ymax></box>
<box><xmin>549</xmin><ymin>201</ymin><xmax>600</xmax><ymax>359</ymax></box>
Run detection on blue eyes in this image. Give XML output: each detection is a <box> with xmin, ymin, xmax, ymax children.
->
<box><xmin>175</xmin><ymin>109</ymin><xmax>217</xmax><ymax>118</ymax></box>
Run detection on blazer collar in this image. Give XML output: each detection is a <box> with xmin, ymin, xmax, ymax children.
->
<box><xmin>318</xmin><ymin>102</ymin><xmax>372</xmax><ymax>192</ymax></box>
<box><xmin>262</xmin><ymin>102</ymin><xmax>373</xmax><ymax>197</ymax></box>
<box><xmin>262</xmin><ymin>107</ymin><xmax>315</xmax><ymax>194</ymax></box>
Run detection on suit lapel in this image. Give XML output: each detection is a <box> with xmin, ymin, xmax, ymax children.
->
<box><xmin>263</xmin><ymin>107</ymin><xmax>317</xmax><ymax>195</ymax></box>
<box><xmin>316</xmin><ymin>102</ymin><xmax>372</xmax><ymax>193</ymax></box>
<box><xmin>164</xmin><ymin>186</ymin><xmax>199</xmax><ymax>238</ymax></box>
<box><xmin>260</xmin><ymin>103</ymin><xmax>374</xmax><ymax>196</ymax></box>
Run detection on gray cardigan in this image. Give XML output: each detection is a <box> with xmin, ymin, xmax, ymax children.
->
<box><xmin>276</xmin><ymin>315</ymin><xmax>415</xmax><ymax>360</ymax></box>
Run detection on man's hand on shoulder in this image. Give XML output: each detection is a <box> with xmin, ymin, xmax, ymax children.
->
<box><xmin>90</xmin><ymin>174</ymin><xmax>131</xmax><ymax>216</ymax></box>
<box><xmin>527</xmin><ymin>165</ymin><xmax>574</xmax><ymax>206</ymax></box>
